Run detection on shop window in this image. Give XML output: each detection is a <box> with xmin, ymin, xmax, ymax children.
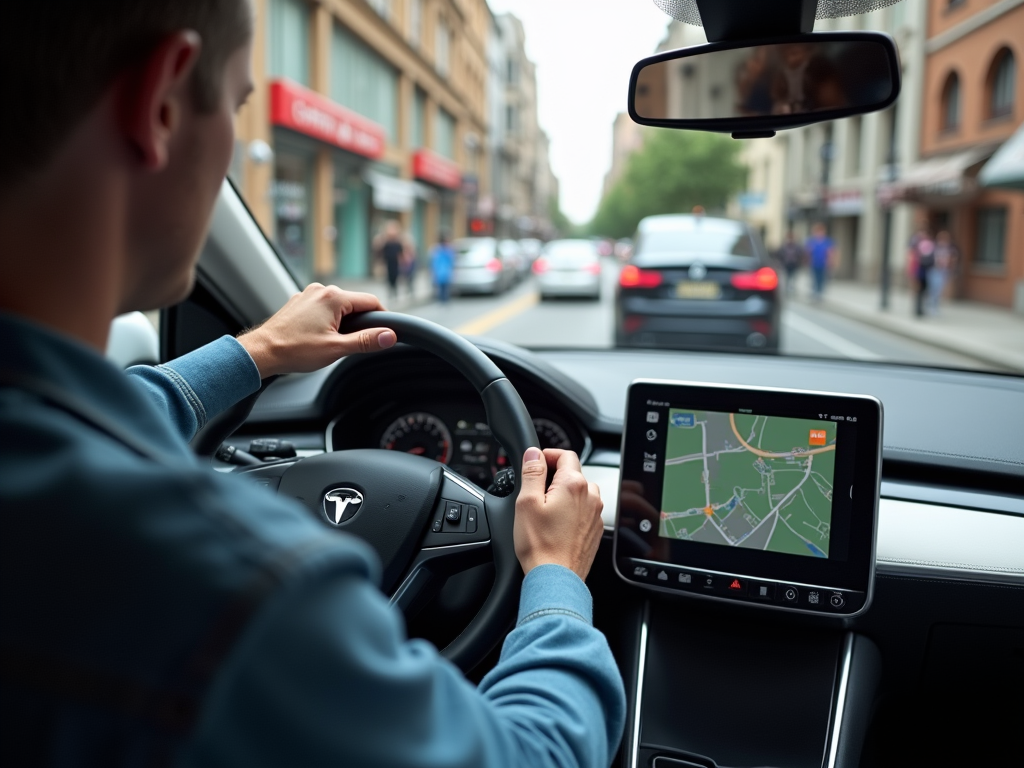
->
<box><xmin>435</xmin><ymin>108</ymin><xmax>456</xmax><ymax>159</ymax></box>
<box><xmin>272</xmin><ymin>149</ymin><xmax>314</xmax><ymax>283</ymax></box>
<box><xmin>331</xmin><ymin>24</ymin><xmax>399</xmax><ymax>142</ymax></box>
<box><xmin>988</xmin><ymin>49</ymin><xmax>1016</xmax><ymax>119</ymax></box>
<box><xmin>435</xmin><ymin>18</ymin><xmax>450</xmax><ymax>77</ymax></box>
<box><xmin>940</xmin><ymin>71</ymin><xmax>961</xmax><ymax>132</ymax></box>
<box><xmin>975</xmin><ymin>208</ymin><xmax>1007</xmax><ymax>267</ymax></box>
<box><xmin>267</xmin><ymin>0</ymin><xmax>310</xmax><ymax>86</ymax></box>
<box><xmin>506</xmin><ymin>105</ymin><xmax>517</xmax><ymax>133</ymax></box>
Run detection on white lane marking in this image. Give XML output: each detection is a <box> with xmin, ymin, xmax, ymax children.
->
<box><xmin>783</xmin><ymin>310</ymin><xmax>882</xmax><ymax>360</ymax></box>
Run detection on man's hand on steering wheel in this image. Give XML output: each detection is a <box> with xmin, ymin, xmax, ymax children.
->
<box><xmin>237</xmin><ymin>284</ymin><xmax>398</xmax><ymax>378</ymax></box>
<box><xmin>515</xmin><ymin>448</ymin><xmax>604</xmax><ymax>581</ymax></box>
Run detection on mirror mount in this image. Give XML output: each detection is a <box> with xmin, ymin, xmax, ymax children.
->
<box><xmin>694</xmin><ymin>0</ymin><xmax>818</xmax><ymax>42</ymax></box>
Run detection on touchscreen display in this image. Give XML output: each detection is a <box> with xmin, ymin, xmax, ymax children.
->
<box><xmin>659</xmin><ymin>408</ymin><xmax>836</xmax><ymax>558</ymax></box>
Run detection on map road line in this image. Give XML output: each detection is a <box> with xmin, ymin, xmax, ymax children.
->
<box><xmin>729</xmin><ymin>413</ymin><xmax>836</xmax><ymax>459</ymax></box>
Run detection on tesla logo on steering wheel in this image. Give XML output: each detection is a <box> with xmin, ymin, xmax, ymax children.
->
<box><xmin>322</xmin><ymin>488</ymin><xmax>364</xmax><ymax>525</ymax></box>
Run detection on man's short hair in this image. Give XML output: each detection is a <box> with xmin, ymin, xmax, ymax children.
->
<box><xmin>1</xmin><ymin>0</ymin><xmax>252</xmax><ymax>190</ymax></box>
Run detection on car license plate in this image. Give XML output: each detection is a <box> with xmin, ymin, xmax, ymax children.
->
<box><xmin>676</xmin><ymin>281</ymin><xmax>721</xmax><ymax>299</ymax></box>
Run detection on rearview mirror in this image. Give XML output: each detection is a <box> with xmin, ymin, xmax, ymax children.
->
<box><xmin>628</xmin><ymin>32</ymin><xmax>900</xmax><ymax>138</ymax></box>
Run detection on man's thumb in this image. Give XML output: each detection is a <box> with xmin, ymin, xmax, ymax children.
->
<box><xmin>519</xmin><ymin>447</ymin><xmax>547</xmax><ymax>501</ymax></box>
<box><xmin>336</xmin><ymin>328</ymin><xmax>397</xmax><ymax>355</ymax></box>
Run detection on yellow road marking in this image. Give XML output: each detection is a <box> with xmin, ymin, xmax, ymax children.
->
<box><xmin>455</xmin><ymin>291</ymin><xmax>539</xmax><ymax>336</ymax></box>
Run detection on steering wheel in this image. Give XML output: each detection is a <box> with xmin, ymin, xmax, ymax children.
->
<box><xmin>240</xmin><ymin>311</ymin><xmax>538</xmax><ymax>673</ymax></box>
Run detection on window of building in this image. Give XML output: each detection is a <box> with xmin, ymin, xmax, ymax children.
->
<box><xmin>407</xmin><ymin>0</ymin><xmax>422</xmax><ymax>48</ymax></box>
<box><xmin>410</xmin><ymin>88</ymin><xmax>426</xmax><ymax>148</ymax></box>
<box><xmin>267</xmin><ymin>0</ymin><xmax>310</xmax><ymax>86</ymax></box>
<box><xmin>434</xmin><ymin>108</ymin><xmax>456</xmax><ymax>159</ymax></box>
<box><xmin>941</xmin><ymin>72</ymin><xmax>961</xmax><ymax>132</ymax></box>
<box><xmin>988</xmin><ymin>49</ymin><xmax>1016</xmax><ymax>118</ymax></box>
<box><xmin>848</xmin><ymin>116</ymin><xmax>862</xmax><ymax>176</ymax></box>
<box><xmin>435</xmin><ymin>18</ymin><xmax>450</xmax><ymax>77</ymax></box>
<box><xmin>331</xmin><ymin>24</ymin><xmax>399</xmax><ymax>142</ymax></box>
<box><xmin>507</xmin><ymin>58</ymin><xmax>518</xmax><ymax>85</ymax></box>
<box><xmin>975</xmin><ymin>208</ymin><xmax>1007</xmax><ymax>267</ymax></box>
<box><xmin>505</xmin><ymin>105</ymin><xmax>517</xmax><ymax>133</ymax></box>
<box><xmin>367</xmin><ymin>0</ymin><xmax>391</xmax><ymax>19</ymax></box>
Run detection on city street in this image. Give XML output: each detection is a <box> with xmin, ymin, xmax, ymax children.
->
<box><xmin>400</xmin><ymin>260</ymin><xmax>990</xmax><ymax>370</ymax></box>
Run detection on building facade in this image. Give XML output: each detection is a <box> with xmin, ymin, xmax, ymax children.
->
<box><xmin>233</xmin><ymin>0</ymin><xmax>490</xmax><ymax>283</ymax></box>
<box><xmin>486</xmin><ymin>13</ymin><xmax>556</xmax><ymax>238</ymax></box>
<box><xmin>602</xmin><ymin>112</ymin><xmax>645</xmax><ymax>199</ymax></box>
<box><xmin>910</xmin><ymin>0</ymin><xmax>1023</xmax><ymax>308</ymax></box>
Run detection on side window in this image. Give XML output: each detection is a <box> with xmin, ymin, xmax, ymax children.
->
<box><xmin>941</xmin><ymin>71</ymin><xmax>961</xmax><ymax>132</ymax></box>
<box><xmin>987</xmin><ymin>48</ymin><xmax>1016</xmax><ymax>119</ymax></box>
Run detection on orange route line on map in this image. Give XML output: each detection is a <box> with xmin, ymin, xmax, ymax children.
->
<box><xmin>728</xmin><ymin>413</ymin><xmax>836</xmax><ymax>459</ymax></box>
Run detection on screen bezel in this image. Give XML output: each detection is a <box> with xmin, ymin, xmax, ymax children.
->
<box><xmin>614</xmin><ymin>379</ymin><xmax>882</xmax><ymax>598</ymax></box>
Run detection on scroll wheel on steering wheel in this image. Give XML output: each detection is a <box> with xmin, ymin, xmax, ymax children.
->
<box><xmin>487</xmin><ymin>468</ymin><xmax>515</xmax><ymax>497</ymax></box>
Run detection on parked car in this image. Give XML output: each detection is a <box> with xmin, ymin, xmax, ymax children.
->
<box><xmin>451</xmin><ymin>237</ymin><xmax>514</xmax><ymax>296</ymax></box>
<box><xmin>499</xmin><ymin>239</ymin><xmax>529</xmax><ymax>282</ymax></box>
<box><xmin>614</xmin><ymin>214</ymin><xmax>780</xmax><ymax>351</ymax></box>
<box><xmin>518</xmin><ymin>238</ymin><xmax>543</xmax><ymax>265</ymax></box>
<box><xmin>532</xmin><ymin>239</ymin><xmax>603</xmax><ymax>300</ymax></box>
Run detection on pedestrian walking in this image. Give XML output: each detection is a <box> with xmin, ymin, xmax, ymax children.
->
<box><xmin>430</xmin><ymin>231</ymin><xmax>455</xmax><ymax>304</ymax></box>
<box><xmin>804</xmin><ymin>223</ymin><xmax>836</xmax><ymax>301</ymax></box>
<box><xmin>373</xmin><ymin>220</ymin><xmax>408</xmax><ymax>299</ymax></box>
<box><xmin>774</xmin><ymin>231</ymin><xmax>806</xmax><ymax>296</ymax></box>
<box><xmin>909</xmin><ymin>228</ymin><xmax>935</xmax><ymax>317</ymax></box>
<box><xmin>928</xmin><ymin>231</ymin><xmax>959</xmax><ymax>315</ymax></box>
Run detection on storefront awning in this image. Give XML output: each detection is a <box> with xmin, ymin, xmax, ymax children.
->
<box><xmin>364</xmin><ymin>171</ymin><xmax>435</xmax><ymax>213</ymax></box>
<box><xmin>979</xmin><ymin>124</ymin><xmax>1024</xmax><ymax>191</ymax></box>
<box><xmin>891</xmin><ymin>145</ymin><xmax>997</xmax><ymax>200</ymax></box>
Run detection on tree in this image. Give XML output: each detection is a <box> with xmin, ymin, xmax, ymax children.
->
<box><xmin>589</xmin><ymin>129</ymin><xmax>747</xmax><ymax>238</ymax></box>
<box><xmin>548</xmin><ymin>196</ymin><xmax>578</xmax><ymax>238</ymax></box>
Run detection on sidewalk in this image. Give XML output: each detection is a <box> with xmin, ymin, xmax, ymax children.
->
<box><xmin>807</xmin><ymin>279</ymin><xmax>1024</xmax><ymax>373</ymax></box>
<box><xmin>330</xmin><ymin>270</ymin><xmax>436</xmax><ymax>313</ymax></box>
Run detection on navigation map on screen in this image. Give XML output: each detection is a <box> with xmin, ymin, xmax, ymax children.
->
<box><xmin>658</xmin><ymin>408</ymin><xmax>837</xmax><ymax>558</ymax></box>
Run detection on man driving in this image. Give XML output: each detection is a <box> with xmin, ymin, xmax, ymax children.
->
<box><xmin>0</xmin><ymin>1</ymin><xmax>625</xmax><ymax>765</ymax></box>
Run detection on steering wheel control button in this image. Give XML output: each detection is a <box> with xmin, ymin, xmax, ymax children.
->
<box><xmin>781</xmin><ymin>585</ymin><xmax>800</xmax><ymax>604</ymax></box>
<box><xmin>445</xmin><ymin>502</ymin><xmax>462</xmax><ymax>523</ymax></box>
<box><xmin>829</xmin><ymin>592</ymin><xmax>846</xmax><ymax>609</ymax></box>
<box><xmin>431</xmin><ymin>518</ymin><xmax>443</xmax><ymax>533</ymax></box>
<box><xmin>466</xmin><ymin>505</ymin><xmax>478</xmax><ymax>533</ymax></box>
<box><xmin>751</xmin><ymin>581</ymin><xmax>775</xmax><ymax>600</ymax></box>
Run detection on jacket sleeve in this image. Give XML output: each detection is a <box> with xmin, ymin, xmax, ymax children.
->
<box><xmin>125</xmin><ymin>336</ymin><xmax>262</xmax><ymax>443</ymax></box>
<box><xmin>180</xmin><ymin>563</ymin><xmax>626</xmax><ymax>768</ymax></box>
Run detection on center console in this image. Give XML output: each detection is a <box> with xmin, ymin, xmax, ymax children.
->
<box><xmin>612</xmin><ymin>380</ymin><xmax>884</xmax><ymax>768</ymax></box>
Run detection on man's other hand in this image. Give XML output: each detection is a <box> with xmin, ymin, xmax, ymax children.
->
<box><xmin>514</xmin><ymin>448</ymin><xmax>604</xmax><ymax>581</ymax></box>
<box><xmin>238</xmin><ymin>284</ymin><xmax>396</xmax><ymax>378</ymax></box>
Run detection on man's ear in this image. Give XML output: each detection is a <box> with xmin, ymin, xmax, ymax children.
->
<box><xmin>119</xmin><ymin>31</ymin><xmax>203</xmax><ymax>171</ymax></box>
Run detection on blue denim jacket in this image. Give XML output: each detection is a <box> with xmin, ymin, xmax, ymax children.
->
<box><xmin>0</xmin><ymin>311</ymin><xmax>626</xmax><ymax>768</ymax></box>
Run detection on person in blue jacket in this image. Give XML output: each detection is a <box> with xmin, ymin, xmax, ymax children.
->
<box><xmin>431</xmin><ymin>231</ymin><xmax>456</xmax><ymax>303</ymax></box>
<box><xmin>0</xmin><ymin>1</ymin><xmax>626</xmax><ymax>766</ymax></box>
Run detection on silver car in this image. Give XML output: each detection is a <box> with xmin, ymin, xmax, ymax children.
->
<box><xmin>533</xmin><ymin>239</ymin><xmax>602</xmax><ymax>300</ymax></box>
<box><xmin>451</xmin><ymin>238</ymin><xmax>513</xmax><ymax>295</ymax></box>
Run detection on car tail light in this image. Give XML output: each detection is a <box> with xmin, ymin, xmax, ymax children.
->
<box><xmin>583</xmin><ymin>262</ymin><xmax>602</xmax><ymax>275</ymax></box>
<box><xmin>619</xmin><ymin>265</ymin><xmax>662</xmax><ymax>288</ymax></box>
<box><xmin>532</xmin><ymin>258</ymin><xmax>549</xmax><ymax>274</ymax></box>
<box><xmin>730</xmin><ymin>267</ymin><xmax>778</xmax><ymax>291</ymax></box>
<box><xmin>486</xmin><ymin>258</ymin><xmax>502</xmax><ymax>273</ymax></box>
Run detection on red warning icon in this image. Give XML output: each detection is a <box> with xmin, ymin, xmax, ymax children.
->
<box><xmin>729</xmin><ymin>579</ymin><xmax>743</xmax><ymax>590</ymax></box>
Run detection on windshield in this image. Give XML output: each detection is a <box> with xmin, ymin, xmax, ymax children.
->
<box><xmin>230</xmin><ymin>0</ymin><xmax>1022</xmax><ymax>376</ymax></box>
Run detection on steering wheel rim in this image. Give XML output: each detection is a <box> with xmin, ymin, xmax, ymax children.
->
<box><xmin>277</xmin><ymin>311</ymin><xmax>538</xmax><ymax>672</ymax></box>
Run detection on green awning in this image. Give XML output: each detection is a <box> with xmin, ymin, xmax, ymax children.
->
<box><xmin>979</xmin><ymin>124</ymin><xmax>1024</xmax><ymax>191</ymax></box>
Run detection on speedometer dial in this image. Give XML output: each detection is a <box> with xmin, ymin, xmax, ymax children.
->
<box><xmin>380</xmin><ymin>412</ymin><xmax>453</xmax><ymax>464</ymax></box>
<box><xmin>533</xmin><ymin>418</ymin><xmax>572</xmax><ymax>450</ymax></box>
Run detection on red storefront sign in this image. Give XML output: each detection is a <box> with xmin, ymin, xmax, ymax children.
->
<box><xmin>412</xmin><ymin>149</ymin><xmax>461</xmax><ymax>189</ymax></box>
<box><xmin>269</xmin><ymin>79</ymin><xmax>385</xmax><ymax>160</ymax></box>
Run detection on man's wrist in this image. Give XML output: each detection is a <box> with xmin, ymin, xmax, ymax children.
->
<box><xmin>237</xmin><ymin>329</ymin><xmax>278</xmax><ymax>379</ymax></box>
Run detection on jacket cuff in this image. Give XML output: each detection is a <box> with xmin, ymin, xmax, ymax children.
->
<box><xmin>158</xmin><ymin>336</ymin><xmax>262</xmax><ymax>428</ymax></box>
<box><xmin>517</xmin><ymin>564</ymin><xmax>593</xmax><ymax>628</ymax></box>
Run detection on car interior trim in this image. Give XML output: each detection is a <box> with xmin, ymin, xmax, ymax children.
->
<box><xmin>442</xmin><ymin>470</ymin><xmax>485</xmax><ymax>501</ymax></box>
<box><xmin>630</xmin><ymin>602</ymin><xmax>650</xmax><ymax>768</ymax></box>
<box><xmin>825</xmin><ymin>633</ymin><xmax>854</xmax><ymax>768</ymax></box>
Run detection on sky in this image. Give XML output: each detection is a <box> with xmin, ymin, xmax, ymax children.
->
<box><xmin>487</xmin><ymin>0</ymin><xmax>677</xmax><ymax>224</ymax></box>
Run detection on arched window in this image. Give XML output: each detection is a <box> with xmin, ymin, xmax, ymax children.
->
<box><xmin>989</xmin><ymin>49</ymin><xmax>1016</xmax><ymax>118</ymax></box>
<box><xmin>941</xmin><ymin>72</ymin><xmax>961</xmax><ymax>132</ymax></box>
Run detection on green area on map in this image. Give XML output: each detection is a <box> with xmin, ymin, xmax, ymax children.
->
<box><xmin>658</xmin><ymin>408</ymin><xmax>837</xmax><ymax>558</ymax></box>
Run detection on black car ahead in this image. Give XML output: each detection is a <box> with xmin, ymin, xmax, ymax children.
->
<box><xmin>614</xmin><ymin>214</ymin><xmax>781</xmax><ymax>352</ymax></box>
